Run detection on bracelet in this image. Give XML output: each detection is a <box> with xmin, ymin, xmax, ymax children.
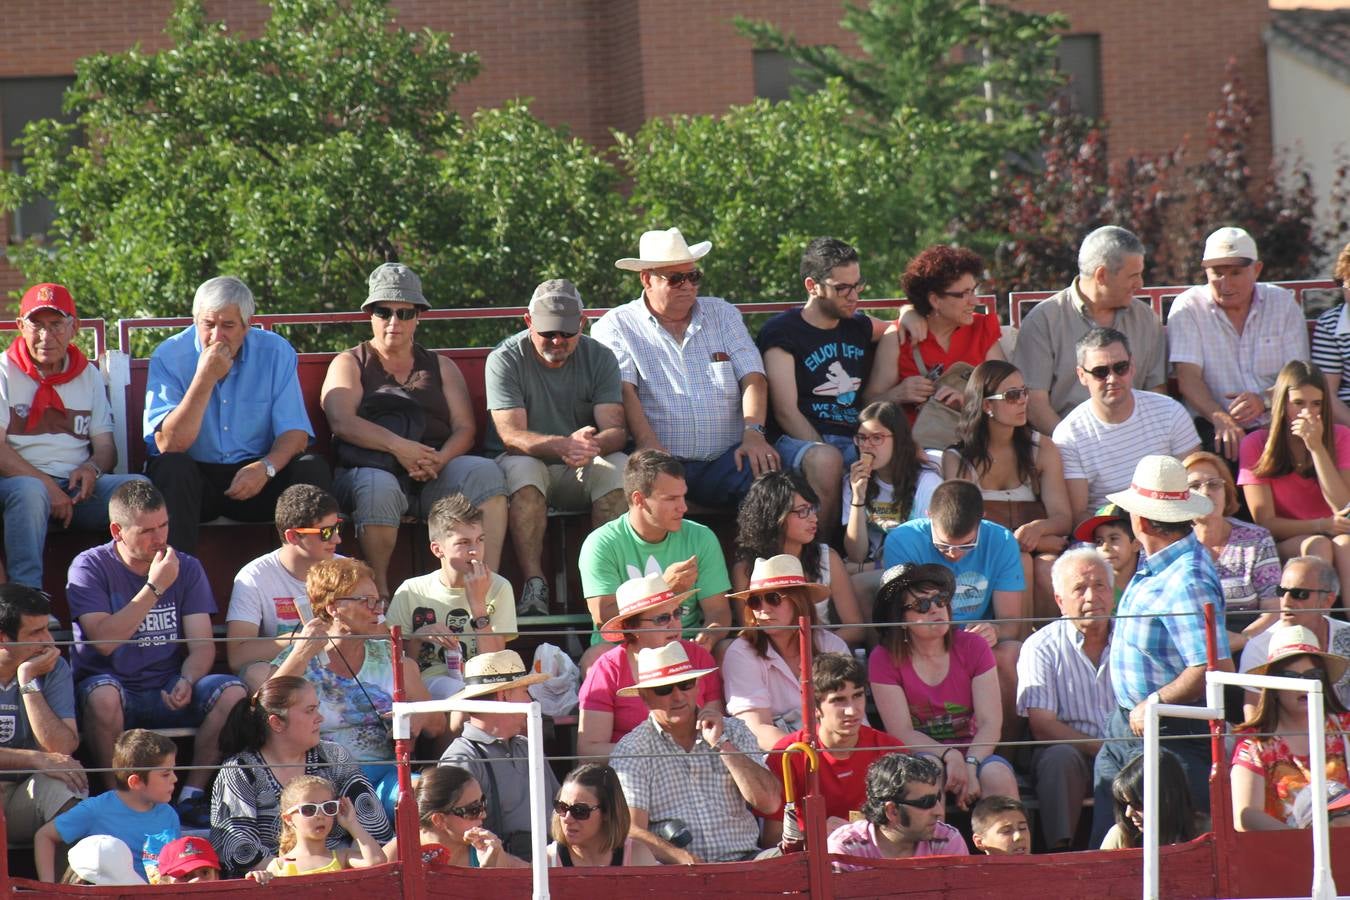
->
<box><xmin>850</xmin><ymin>502</ymin><xmax>867</xmax><ymax>508</ymax></box>
<box><xmin>146</xmin><ymin>582</ymin><xmax>164</xmax><ymax>599</ymax></box>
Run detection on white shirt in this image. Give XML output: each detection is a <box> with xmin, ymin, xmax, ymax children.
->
<box><xmin>226</xmin><ymin>549</ymin><xmax>315</xmax><ymax>638</ymax></box>
<box><xmin>1016</xmin><ymin>618</ymin><xmax>1115</xmax><ymax>737</ymax></box>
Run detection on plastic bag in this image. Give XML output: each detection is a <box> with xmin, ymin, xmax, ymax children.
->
<box><xmin>528</xmin><ymin>643</ymin><xmax>580</xmax><ymax>717</ymax></box>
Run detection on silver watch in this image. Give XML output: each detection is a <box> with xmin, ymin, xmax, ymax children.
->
<box><xmin>262</xmin><ymin>458</ymin><xmax>277</xmax><ymax>479</ymax></box>
<box><xmin>19</xmin><ymin>681</ymin><xmax>41</xmax><ymax>695</ymax></box>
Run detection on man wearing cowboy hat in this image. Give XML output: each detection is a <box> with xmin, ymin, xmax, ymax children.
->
<box><xmin>438</xmin><ymin>649</ymin><xmax>557</xmax><ymax>861</ymax></box>
<box><xmin>1089</xmin><ymin>454</ymin><xmax>1233</xmax><ymax>845</ymax></box>
<box><xmin>1169</xmin><ymin>226</ymin><xmax>1308</xmax><ymax>460</ymax></box>
<box><xmin>145</xmin><ymin>275</ymin><xmax>331</xmax><ymax>552</ymax></box>
<box><xmin>611</xmin><ymin>641</ymin><xmax>780</xmax><ymax>864</ymax></box>
<box><xmin>0</xmin><ymin>283</ymin><xmax>148</xmax><ymax>588</ymax></box>
<box><xmin>592</xmin><ymin>227</ymin><xmax>778</xmax><ymax>508</ymax></box>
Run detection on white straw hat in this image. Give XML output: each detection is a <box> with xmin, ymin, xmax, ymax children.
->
<box><xmin>1105</xmin><ymin>455</ymin><xmax>1213</xmax><ymax>523</ymax></box>
<box><xmin>615</xmin><ymin>227</ymin><xmax>712</xmax><ymax>272</ymax></box>
<box><xmin>616</xmin><ymin>640</ymin><xmax>718</xmax><ymax>697</ymax></box>
<box><xmin>450</xmin><ymin>649</ymin><xmax>550</xmax><ymax>701</ymax></box>
<box><xmin>726</xmin><ymin>554</ymin><xmax>830</xmax><ymax>604</ymax></box>
<box><xmin>599</xmin><ymin>573</ymin><xmax>694</xmax><ymax>643</ymax></box>
<box><xmin>1246</xmin><ymin>623</ymin><xmax>1349</xmax><ymax>684</ymax></box>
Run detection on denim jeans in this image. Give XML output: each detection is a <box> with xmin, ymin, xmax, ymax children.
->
<box><xmin>0</xmin><ymin>473</ymin><xmax>148</xmax><ymax>587</ymax></box>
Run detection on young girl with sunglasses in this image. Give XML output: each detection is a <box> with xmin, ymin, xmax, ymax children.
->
<box><xmin>547</xmin><ymin>764</ymin><xmax>656</xmax><ymax>867</ymax></box>
<box><xmin>268</xmin><ymin>776</ymin><xmax>385</xmax><ymax>876</ymax></box>
<box><xmin>943</xmin><ymin>360</ymin><xmax>1072</xmax><ymax>622</ymax></box>
<box><xmin>382</xmin><ymin>766</ymin><xmax>526</xmax><ymax>868</ymax></box>
<box><xmin>868</xmin><ymin>563</ymin><xmax>1019</xmax><ymax>811</ymax></box>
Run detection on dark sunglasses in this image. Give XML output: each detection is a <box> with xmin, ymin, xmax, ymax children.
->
<box><xmin>554</xmin><ymin>800</ymin><xmax>600</xmax><ymax>821</ymax></box>
<box><xmin>538</xmin><ymin>330</ymin><xmax>578</xmax><ymax>341</ymax></box>
<box><xmin>1269</xmin><ymin>667</ymin><xmax>1324</xmax><ymax>681</ymax></box>
<box><xmin>288</xmin><ymin>800</ymin><xmax>341</xmax><ymax>817</ymax></box>
<box><xmin>293</xmin><ymin>523</ymin><xmax>341</xmax><ymax>541</ymax></box>
<box><xmin>894</xmin><ymin>792</ymin><xmax>941</xmax><ymax>810</ymax></box>
<box><xmin>1080</xmin><ymin>360</ymin><xmax>1132</xmax><ymax>380</ymax></box>
<box><xmin>445</xmin><ymin>799</ymin><xmax>488</xmax><ymax>819</ymax></box>
<box><xmin>746</xmin><ymin>591</ymin><xmax>788</xmax><ymax>612</ymax></box>
<box><xmin>1278</xmin><ymin>586</ymin><xmax>1332</xmax><ymax>601</ymax></box>
<box><xmin>902</xmin><ymin>595</ymin><xmax>952</xmax><ymax>614</ymax></box>
<box><xmin>655</xmin><ymin>269</ymin><xmax>703</xmax><ymax>287</ymax></box>
<box><xmin>369</xmin><ymin>306</ymin><xmax>419</xmax><ymax>321</ymax></box>
<box><xmin>650</xmin><ymin>678</ymin><xmax>697</xmax><ymax>697</ymax></box>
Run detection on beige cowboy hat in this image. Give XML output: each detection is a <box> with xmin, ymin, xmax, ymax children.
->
<box><xmin>599</xmin><ymin>573</ymin><xmax>695</xmax><ymax>643</ymax></box>
<box><xmin>614</xmin><ymin>227</ymin><xmax>712</xmax><ymax>272</ymax></box>
<box><xmin>1106</xmin><ymin>455</ymin><xmax>1213</xmax><ymax>523</ymax></box>
<box><xmin>616</xmin><ymin>640</ymin><xmax>718</xmax><ymax>697</ymax></box>
<box><xmin>726</xmin><ymin>554</ymin><xmax>831</xmax><ymax>604</ymax></box>
<box><xmin>1246</xmin><ymin>624</ymin><xmax>1349</xmax><ymax>684</ymax></box>
<box><xmin>450</xmin><ymin>649</ymin><xmax>550</xmax><ymax>701</ymax></box>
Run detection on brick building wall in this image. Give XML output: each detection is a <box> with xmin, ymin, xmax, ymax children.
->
<box><xmin>0</xmin><ymin>0</ymin><xmax>1273</xmax><ymax>299</ymax></box>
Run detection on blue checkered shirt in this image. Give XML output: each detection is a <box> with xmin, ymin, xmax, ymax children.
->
<box><xmin>1108</xmin><ymin>533</ymin><xmax>1230</xmax><ymax>709</ymax></box>
<box><xmin>591</xmin><ymin>295</ymin><xmax>764</xmax><ymax>461</ymax></box>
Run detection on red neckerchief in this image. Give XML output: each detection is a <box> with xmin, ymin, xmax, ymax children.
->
<box><xmin>5</xmin><ymin>336</ymin><xmax>89</xmax><ymax>431</ymax></box>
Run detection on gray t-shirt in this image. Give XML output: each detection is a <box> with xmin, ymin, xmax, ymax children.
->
<box><xmin>483</xmin><ymin>331</ymin><xmax>622</xmax><ymax>454</ymax></box>
<box><xmin>0</xmin><ymin>656</ymin><xmax>76</xmax><ymax>781</ymax></box>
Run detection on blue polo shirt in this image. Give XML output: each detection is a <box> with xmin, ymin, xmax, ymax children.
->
<box><xmin>144</xmin><ymin>326</ymin><xmax>313</xmax><ymax>463</ymax></box>
<box><xmin>881</xmin><ymin>518</ymin><xmax>1024</xmax><ymax>623</ymax></box>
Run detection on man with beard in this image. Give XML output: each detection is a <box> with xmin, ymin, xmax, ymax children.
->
<box><xmin>485</xmin><ymin>279</ymin><xmax>629</xmax><ymax>617</ymax></box>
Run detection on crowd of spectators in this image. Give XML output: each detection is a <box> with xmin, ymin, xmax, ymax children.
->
<box><xmin>4</xmin><ymin>224</ymin><xmax>1350</xmax><ymax>884</ymax></box>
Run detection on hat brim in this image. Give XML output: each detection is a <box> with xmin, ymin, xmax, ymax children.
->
<box><xmin>361</xmin><ymin>296</ymin><xmax>431</xmax><ymax>310</ymax></box>
<box><xmin>1073</xmin><ymin>512</ymin><xmax>1129</xmax><ymax>543</ymax></box>
<box><xmin>160</xmin><ymin>857</ymin><xmax>216</xmax><ymax>879</ymax></box>
<box><xmin>1248</xmin><ymin>650</ymin><xmax>1349</xmax><ymax>685</ymax></box>
<box><xmin>1200</xmin><ymin>255</ymin><xmax>1256</xmax><ymax>268</ymax></box>
<box><xmin>449</xmin><ymin>671</ymin><xmax>551</xmax><ymax>702</ymax></box>
<box><xmin>616</xmin><ymin>665</ymin><xmax>718</xmax><ymax>697</ymax></box>
<box><xmin>614</xmin><ymin>241</ymin><xmax>713</xmax><ymax>272</ymax></box>
<box><xmin>726</xmin><ymin>582</ymin><xmax>831</xmax><ymax>604</ymax></box>
<box><xmin>599</xmin><ymin>589</ymin><xmax>696</xmax><ymax>643</ymax></box>
<box><xmin>1104</xmin><ymin>487</ymin><xmax>1212</xmax><ymax>523</ymax></box>
<box><xmin>530</xmin><ymin>312</ymin><xmax>584</xmax><ymax>333</ymax></box>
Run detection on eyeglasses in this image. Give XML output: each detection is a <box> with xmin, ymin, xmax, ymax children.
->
<box><xmin>654</xmin><ymin>269</ymin><xmax>703</xmax><ymax>287</ymax></box>
<box><xmin>293</xmin><ymin>523</ymin><xmax>341</xmax><ymax>541</ymax></box>
<box><xmin>824</xmin><ymin>279</ymin><xmax>868</xmax><ymax>296</ymax></box>
<box><xmin>1269</xmin><ymin>667</ymin><xmax>1324</xmax><ymax>681</ymax></box>
<box><xmin>894</xmin><ymin>792</ymin><xmax>941</xmax><ymax>810</ymax></box>
<box><xmin>637</xmin><ymin>612</ymin><xmax>676</xmax><ymax>627</ymax></box>
<box><xmin>937</xmin><ymin>285</ymin><xmax>980</xmax><ymax>300</ymax></box>
<box><xmin>746</xmin><ymin>591</ymin><xmax>788</xmax><ymax>612</ymax></box>
<box><xmin>538</xmin><ymin>330</ymin><xmax>578</xmax><ymax>341</ymax></box>
<box><xmin>336</xmin><ymin>595</ymin><xmax>384</xmax><ymax>609</ymax></box>
<box><xmin>1186</xmin><ymin>478</ymin><xmax>1226</xmax><ymax>492</ymax></box>
<box><xmin>1278</xmin><ymin>586</ymin><xmax>1334</xmax><ymax>600</ymax></box>
<box><xmin>1080</xmin><ymin>360</ymin><xmax>1132</xmax><ymax>380</ymax></box>
<box><xmin>445</xmin><ymin>799</ymin><xmax>488</xmax><ymax>819</ymax></box>
<box><xmin>932</xmin><ymin>536</ymin><xmax>979</xmax><ymax>555</ymax></box>
<box><xmin>287</xmin><ymin>800</ymin><xmax>340</xmax><ymax>818</ymax></box>
<box><xmin>368</xmin><ymin>306</ymin><xmax>419</xmax><ymax>321</ymax></box>
<box><xmin>20</xmin><ymin>317</ymin><xmax>72</xmax><ymax>336</ymax></box>
<box><xmin>650</xmin><ymin>678</ymin><xmax>697</xmax><ymax>697</ymax></box>
<box><xmin>554</xmin><ymin>800</ymin><xmax>600</xmax><ymax>821</ymax></box>
<box><xmin>902</xmin><ymin>594</ymin><xmax>952</xmax><ymax>614</ymax></box>
<box><xmin>789</xmin><ymin>503</ymin><xmax>818</xmax><ymax>520</ymax></box>
<box><xmin>987</xmin><ymin>388</ymin><xmax>1029</xmax><ymax>403</ymax></box>
<box><xmin>854</xmin><ymin>432</ymin><xmax>891</xmax><ymax>447</ymax></box>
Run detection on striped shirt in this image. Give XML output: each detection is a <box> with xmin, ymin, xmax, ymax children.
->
<box><xmin>591</xmin><ymin>295</ymin><xmax>764</xmax><ymax>461</ymax></box>
<box><xmin>612</xmin><ymin>713</ymin><xmax>767</xmax><ymax>862</ymax></box>
<box><xmin>1167</xmin><ymin>282</ymin><xmax>1309</xmax><ymax>428</ymax></box>
<box><xmin>1109</xmin><ymin>533</ymin><xmax>1230</xmax><ymax>709</ymax></box>
<box><xmin>1054</xmin><ymin>390</ymin><xmax>1200</xmax><ymax>510</ymax></box>
<box><xmin>1311</xmin><ymin>304</ymin><xmax>1350</xmax><ymax>405</ymax></box>
<box><xmin>1016</xmin><ymin>618</ymin><xmax>1115</xmax><ymax>738</ymax></box>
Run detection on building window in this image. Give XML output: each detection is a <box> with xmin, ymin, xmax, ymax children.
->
<box><xmin>1055</xmin><ymin>34</ymin><xmax>1102</xmax><ymax>119</ymax></box>
<box><xmin>1</xmin><ymin>77</ymin><xmax>76</xmax><ymax>241</ymax></box>
<box><xmin>753</xmin><ymin>49</ymin><xmax>814</xmax><ymax>102</ymax></box>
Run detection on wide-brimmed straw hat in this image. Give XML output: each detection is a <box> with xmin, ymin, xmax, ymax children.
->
<box><xmin>616</xmin><ymin>640</ymin><xmax>718</xmax><ymax>697</ymax></box>
<box><xmin>451</xmin><ymin>649</ymin><xmax>550</xmax><ymax>701</ymax></box>
<box><xmin>614</xmin><ymin>227</ymin><xmax>712</xmax><ymax>272</ymax></box>
<box><xmin>1246</xmin><ymin>624</ymin><xmax>1349</xmax><ymax>684</ymax></box>
<box><xmin>1105</xmin><ymin>455</ymin><xmax>1212</xmax><ymax>523</ymax></box>
<box><xmin>726</xmin><ymin>554</ymin><xmax>830</xmax><ymax>604</ymax></box>
<box><xmin>599</xmin><ymin>573</ymin><xmax>694</xmax><ymax>643</ymax></box>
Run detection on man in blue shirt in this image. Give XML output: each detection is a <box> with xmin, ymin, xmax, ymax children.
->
<box><xmin>882</xmin><ymin>479</ymin><xmax>1025</xmax><ymax>738</ymax></box>
<box><xmin>1089</xmin><ymin>454</ymin><xmax>1232</xmax><ymax>845</ymax></box>
<box><xmin>143</xmin><ymin>276</ymin><xmax>330</xmax><ymax>551</ymax></box>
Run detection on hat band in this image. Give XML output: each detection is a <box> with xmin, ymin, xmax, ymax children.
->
<box><xmin>618</xmin><ymin>589</ymin><xmax>676</xmax><ymax>615</ymax></box>
<box><xmin>1130</xmin><ymin>484</ymin><xmax>1191</xmax><ymax>501</ymax></box>
<box><xmin>748</xmin><ymin>575</ymin><xmax>808</xmax><ymax>590</ymax></box>
<box><xmin>638</xmin><ymin>660</ymin><xmax>693</xmax><ymax>682</ymax></box>
<box><xmin>1273</xmin><ymin>642</ymin><xmax>1323</xmax><ymax>659</ymax></box>
<box><xmin>464</xmin><ymin>670</ymin><xmax>526</xmax><ymax>687</ymax></box>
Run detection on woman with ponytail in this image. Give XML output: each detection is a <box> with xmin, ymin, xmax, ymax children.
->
<box><xmin>209</xmin><ymin>676</ymin><xmax>392</xmax><ymax>877</ymax></box>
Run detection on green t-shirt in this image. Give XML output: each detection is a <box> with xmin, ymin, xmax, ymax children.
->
<box><xmin>578</xmin><ymin>515</ymin><xmax>731</xmax><ymax>644</ymax></box>
<box><xmin>483</xmin><ymin>331</ymin><xmax>622</xmax><ymax>454</ymax></box>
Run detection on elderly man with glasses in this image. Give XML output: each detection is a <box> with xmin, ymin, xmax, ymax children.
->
<box><xmin>0</xmin><ymin>284</ymin><xmax>148</xmax><ymax>588</ymax></box>
<box><xmin>592</xmin><ymin>227</ymin><xmax>778</xmax><ymax>508</ymax></box>
<box><xmin>1053</xmin><ymin>326</ymin><xmax>1200</xmax><ymax>522</ymax></box>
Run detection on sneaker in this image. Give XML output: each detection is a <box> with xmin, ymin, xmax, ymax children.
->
<box><xmin>175</xmin><ymin>792</ymin><xmax>211</xmax><ymax>830</ymax></box>
<box><xmin>518</xmin><ymin>576</ymin><xmax>550</xmax><ymax>616</ymax></box>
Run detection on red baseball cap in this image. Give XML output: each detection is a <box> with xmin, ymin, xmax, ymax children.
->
<box><xmin>19</xmin><ymin>283</ymin><xmax>76</xmax><ymax>319</ymax></box>
<box><xmin>157</xmin><ymin>835</ymin><xmax>220</xmax><ymax>879</ymax></box>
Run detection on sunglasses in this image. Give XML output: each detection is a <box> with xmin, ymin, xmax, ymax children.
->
<box><xmin>902</xmin><ymin>595</ymin><xmax>952</xmax><ymax>614</ymax></box>
<box><xmin>654</xmin><ymin>269</ymin><xmax>703</xmax><ymax>287</ymax></box>
<box><xmin>445</xmin><ymin>798</ymin><xmax>488</xmax><ymax>819</ymax></box>
<box><xmin>336</xmin><ymin>595</ymin><xmax>384</xmax><ymax>609</ymax></box>
<box><xmin>538</xmin><ymin>330</ymin><xmax>578</xmax><ymax>341</ymax></box>
<box><xmin>746</xmin><ymin>591</ymin><xmax>788</xmax><ymax>612</ymax></box>
<box><xmin>1269</xmin><ymin>668</ymin><xmax>1324</xmax><ymax>681</ymax></box>
<box><xmin>637</xmin><ymin>612</ymin><xmax>676</xmax><ymax>627</ymax></box>
<box><xmin>932</xmin><ymin>539</ymin><xmax>978</xmax><ymax>555</ymax></box>
<box><xmin>894</xmin><ymin>792</ymin><xmax>942</xmax><ymax>810</ymax></box>
<box><xmin>554</xmin><ymin>800</ymin><xmax>600</xmax><ymax>821</ymax></box>
<box><xmin>1080</xmin><ymin>360</ymin><xmax>1132</xmax><ymax>380</ymax></box>
<box><xmin>369</xmin><ymin>306</ymin><xmax>419</xmax><ymax>321</ymax></box>
<box><xmin>650</xmin><ymin>678</ymin><xmax>697</xmax><ymax>697</ymax></box>
<box><xmin>287</xmin><ymin>800</ymin><xmax>340</xmax><ymax>818</ymax></box>
<box><xmin>1278</xmin><ymin>586</ymin><xmax>1332</xmax><ymax>600</ymax></box>
<box><xmin>987</xmin><ymin>387</ymin><xmax>1029</xmax><ymax>403</ymax></box>
<box><xmin>293</xmin><ymin>523</ymin><xmax>341</xmax><ymax>541</ymax></box>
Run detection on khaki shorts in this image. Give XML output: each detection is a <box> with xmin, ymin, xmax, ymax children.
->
<box><xmin>0</xmin><ymin>773</ymin><xmax>86</xmax><ymax>843</ymax></box>
<box><xmin>497</xmin><ymin>452</ymin><xmax>626</xmax><ymax>510</ymax></box>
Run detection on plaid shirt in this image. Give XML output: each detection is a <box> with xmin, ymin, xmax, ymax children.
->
<box><xmin>591</xmin><ymin>294</ymin><xmax>764</xmax><ymax>461</ymax></box>
<box><xmin>612</xmin><ymin>713</ymin><xmax>767</xmax><ymax>862</ymax></box>
<box><xmin>1108</xmin><ymin>533</ymin><xmax>1230</xmax><ymax>709</ymax></box>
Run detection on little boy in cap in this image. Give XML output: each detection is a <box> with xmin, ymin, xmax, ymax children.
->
<box><xmin>1074</xmin><ymin>503</ymin><xmax>1140</xmax><ymax>612</ymax></box>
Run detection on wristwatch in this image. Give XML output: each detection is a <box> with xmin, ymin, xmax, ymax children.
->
<box><xmin>469</xmin><ymin>614</ymin><xmax>492</xmax><ymax>631</ymax></box>
<box><xmin>19</xmin><ymin>681</ymin><xmax>41</xmax><ymax>696</ymax></box>
<box><xmin>744</xmin><ymin>423</ymin><xmax>765</xmax><ymax>435</ymax></box>
<box><xmin>262</xmin><ymin>458</ymin><xmax>277</xmax><ymax>479</ymax></box>
<box><xmin>965</xmin><ymin>755</ymin><xmax>980</xmax><ymax>768</ymax></box>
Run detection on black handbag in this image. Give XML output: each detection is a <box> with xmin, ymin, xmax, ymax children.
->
<box><xmin>334</xmin><ymin>385</ymin><xmax>427</xmax><ymax>489</ymax></box>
